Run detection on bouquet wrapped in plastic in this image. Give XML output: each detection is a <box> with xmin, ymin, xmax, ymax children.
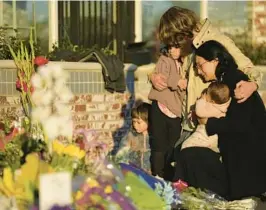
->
<box><xmin>179</xmin><ymin>186</ymin><xmax>257</xmax><ymax>210</ymax></box>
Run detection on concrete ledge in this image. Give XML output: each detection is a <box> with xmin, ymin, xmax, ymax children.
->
<box><xmin>0</xmin><ymin>60</ymin><xmax>137</xmax><ymax>72</ymax></box>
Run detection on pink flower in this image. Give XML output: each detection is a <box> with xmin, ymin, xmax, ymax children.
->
<box><xmin>22</xmin><ymin>82</ymin><xmax>28</xmax><ymax>92</ymax></box>
<box><xmin>16</xmin><ymin>79</ymin><xmax>22</xmax><ymax>90</ymax></box>
<box><xmin>34</xmin><ymin>56</ymin><xmax>49</xmax><ymax>66</ymax></box>
<box><xmin>172</xmin><ymin>179</ymin><xmax>188</xmax><ymax>192</ymax></box>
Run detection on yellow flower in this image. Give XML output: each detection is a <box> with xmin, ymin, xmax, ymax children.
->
<box><xmin>16</xmin><ymin>153</ymin><xmax>39</xmax><ymax>186</ymax></box>
<box><xmin>76</xmin><ymin>150</ymin><xmax>85</xmax><ymax>159</ymax></box>
<box><xmin>0</xmin><ymin>153</ymin><xmax>55</xmax><ymax>209</ymax></box>
<box><xmin>63</xmin><ymin>144</ymin><xmax>78</xmax><ymax>156</ymax></box>
<box><xmin>1</xmin><ymin>168</ymin><xmax>15</xmax><ymax>196</ymax></box>
<box><xmin>75</xmin><ymin>190</ymin><xmax>83</xmax><ymax>200</ymax></box>
<box><xmin>16</xmin><ymin>153</ymin><xmax>53</xmax><ymax>189</ymax></box>
<box><xmin>52</xmin><ymin>140</ymin><xmax>65</xmax><ymax>155</ymax></box>
<box><xmin>86</xmin><ymin>178</ymin><xmax>99</xmax><ymax>188</ymax></box>
<box><xmin>104</xmin><ymin>185</ymin><xmax>113</xmax><ymax>194</ymax></box>
<box><xmin>64</xmin><ymin>144</ymin><xmax>85</xmax><ymax>159</ymax></box>
<box><xmin>0</xmin><ymin>168</ymin><xmax>33</xmax><ymax>209</ymax></box>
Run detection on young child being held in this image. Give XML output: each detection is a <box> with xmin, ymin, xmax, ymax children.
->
<box><xmin>115</xmin><ymin>102</ymin><xmax>152</xmax><ymax>173</ymax></box>
<box><xmin>181</xmin><ymin>82</ymin><xmax>231</xmax><ymax>152</ymax></box>
<box><xmin>174</xmin><ymin>82</ymin><xmax>231</xmax><ymax>197</ymax></box>
<box><xmin>148</xmin><ymin>42</ymin><xmax>187</xmax><ymax>179</ymax></box>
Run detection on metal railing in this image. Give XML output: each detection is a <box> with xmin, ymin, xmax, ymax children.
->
<box><xmin>0</xmin><ymin>61</ymin><xmax>137</xmax><ymax>96</ymax></box>
<box><xmin>58</xmin><ymin>1</ymin><xmax>135</xmax><ymax>61</ymax></box>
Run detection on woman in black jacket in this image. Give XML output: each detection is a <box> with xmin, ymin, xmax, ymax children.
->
<box><xmin>195</xmin><ymin>40</ymin><xmax>266</xmax><ymax>200</ymax></box>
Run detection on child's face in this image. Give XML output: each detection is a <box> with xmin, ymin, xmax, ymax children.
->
<box><xmin>168</xmin><ymin>46</ymin><xmax>181</xmax><ymax>60</ymax></box>
<box><xmin>132</xmin><ymin>118</ymin><xmax>148</xmax><ymax>134</ymax></box>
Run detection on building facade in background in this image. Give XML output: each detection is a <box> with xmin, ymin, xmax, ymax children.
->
<box><xmin>0</xmin><ymin>0</ymin><xmax>265</xmax><ymax>60</ymax></box>
<box><xmin>248</xmin><ymin>1</ymin><xmax>266</xmax><ymax>44</ymax></box>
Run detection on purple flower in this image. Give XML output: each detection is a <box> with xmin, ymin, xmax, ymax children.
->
<box><xmin>50</xmin><ymin>205</ymin><xmax>73</xmax><ymax>210</ymax></box>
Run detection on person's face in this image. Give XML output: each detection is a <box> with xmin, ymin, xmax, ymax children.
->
<box><xmin>195</xmin><ymin>56</ymin><xmax>218</xmax><ymax>82</ymax></box>
<box><xmin>132</xmin><ymin>118</ymin><xmax>148</xmax><ymax>134</ymax></box>
<box><xmin>168</xmin><ymin>46</ymin><xmax>181</xmax><ymax>60</ymax></box>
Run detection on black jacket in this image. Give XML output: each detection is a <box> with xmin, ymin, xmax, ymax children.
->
<box><xmin>80</xmin><ymin>49</ymin><xmax>126</xmax><ymax>93</ymax></box>
<box><xmin>206</xmin><ymin>68</ymin><xmax>266</xmax><ymax>200</ymax></box>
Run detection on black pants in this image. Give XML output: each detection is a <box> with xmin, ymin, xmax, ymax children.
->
<box><xmin>150</xmin><ymin>101</ymin><xmax>181</xmax><ymax>179</ymax></box>
<box><xmin>174</xmin><ymin>147</ymin><xmax>228</xmax><ymax>198</ymax></box>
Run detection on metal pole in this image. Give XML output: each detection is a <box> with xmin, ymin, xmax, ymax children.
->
<box><xmin>12</xmin><ymin>0</ymin><xmax>17</xmax><ymax>36</ymax></box>
<box><xmin>0</xmin><ymin>0</ymin><xmax>3</xmax><ymax>27</ymax></box>
<box><xmin>251</xmin><ymin>0</ymin><xmax>255</xmax><ymax>46</ymax></box>
<box><xmin>134</xmin><ymin>0</ymin><xmax>142</xmax><ymax>42</ymax></box>
<box><xmin>48</xmin><ymin>0</ymin><xmax>59</xmax><ymax>51</ymax></box>
<box><xmin>200</xmin><ymin>0</ymin><xmax>208</xmax><ymax>20</ymax></box>
<box><xmin>32</xmin><ymin>0</ymin><xmax>37</xmax><ymax>43</ymax></box>
<box><xmin>112</xmin><ymin>0</ymin><xmax>117</xmax><ymax>54</ymax></box>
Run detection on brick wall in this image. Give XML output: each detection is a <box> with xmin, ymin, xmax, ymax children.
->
<box><xmin>251</xmin><ymin>1</ymin><xmax>266</xmax><ymax>44</ymax></box>
<box><xmin>0</xmin><ymin>93</ymin><xmax>133</xmax><ymax>152</ymax></box>
<box><xmin>0</xmin><ymin>96</ymin><xmax>23</xmax><ymax>120</ymax></box>
<box><xmin>71</xmin><ymin>93</ymin><xmax>134</xmax><ymax>152</ymax></box>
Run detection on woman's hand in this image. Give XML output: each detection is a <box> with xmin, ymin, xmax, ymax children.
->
<box><xmin>198</xmin><ymin>117</ymin><xmax>208</xmax><ymax>125</ymax></box>
<box><xmin>234</xmin><ymin>81</ymin><xmax>258</xmax><ymax>103</ymax></box>
<box><xmin>150</xmin><ymin>72</ymin><xmax>167</xmax><ymax>91</ymax></box>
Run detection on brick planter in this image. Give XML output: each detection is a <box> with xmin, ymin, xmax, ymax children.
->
<box><xmin>0</xmin><ymin>60</ymin><xmax>137</xmax><ymax>152</ymax></box>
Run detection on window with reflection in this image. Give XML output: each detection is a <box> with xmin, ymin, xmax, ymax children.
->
<box><xmin>1</xmin><ymin>0</ymin><xmax>49</xmax><ymax>53</ymax></box>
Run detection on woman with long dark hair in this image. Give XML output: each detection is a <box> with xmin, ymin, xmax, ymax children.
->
<box><xmin>194</xmin><ymin>40</ymin><xmax>266</xmax><ymax>200</ymax></box>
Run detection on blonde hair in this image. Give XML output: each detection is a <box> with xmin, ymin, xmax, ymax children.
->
<box><xmin>158</xmin><ymin>6</ymin><xmax>199</xmax><ymax>46</ymax></box>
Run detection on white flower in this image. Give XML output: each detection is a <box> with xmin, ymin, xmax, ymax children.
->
<box><xmin>31</xmin><ymin>74</ymin><xmax>43</xmax><ymax>89</ymax></box>
<box><xmin>41</xmin><ymin>90</ymin><xmax>54</xmax><ymax>106</ymax></box>
<box><xmin>32</xmin><ymin>89</ymin><xmax>46</xmax><ymax>106</ymax></box>
<box><xmin>54</xmin><ymin>102</ymin><xmax>72</xmax><ymax>116</ymax></box>
<box><xmin>31</xmin><ymin>64</ymin><xmax>74</xmax><ymax>140</ymax></box>
<box><xmin>52</xmin><ymin>65</ymin><xmax>68</xmax><ymax>79</ymax></box>
<box><xmin>54</xmin><ymin>78</ymin><xmax>66</xmax><ymax>94</ymax></box>
<box><xmin>38</xmin><ymin>65</ymin><xmax>53</xmax><ymax>80</ymax></box>
<box><xmin>42</xmin><ymin>116</ymin><xmax>60</xmax><ymax>140</ymax></box>
<box><xmin>31</xmin><ymin>106</ymin><xmax>51</xmax><ymax>122</ymax></box>
<box><xmin>58</xmin><ymin>88</ymin><xmax>73</xmax><ymax>103</ymax></box>
<box><xmin>44</xmin><ymin>78</ymin><xmax>53</xmax><ymax>89</ymax></box>
<box><xmin>59</xmin><ymin>118</ymin><xmax>73</xmax><ymax>138</ymax></box>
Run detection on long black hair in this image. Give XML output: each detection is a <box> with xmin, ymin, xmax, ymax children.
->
<box><xmin>195</xmin><ymin>40</ymin><xmax>238</xmax><ymax>81</ymax></box>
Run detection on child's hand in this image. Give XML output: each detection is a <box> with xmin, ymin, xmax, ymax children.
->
<box><xmin>177</xmin><ymin>79</ymin><xmax>188</xmax><ymax>90</ymax></box>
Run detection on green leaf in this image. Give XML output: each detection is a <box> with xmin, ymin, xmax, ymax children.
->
<box><xmin>117</xmin><ymin>172</ymin><xmax>166</xmax><ymax>209</ymax></box>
